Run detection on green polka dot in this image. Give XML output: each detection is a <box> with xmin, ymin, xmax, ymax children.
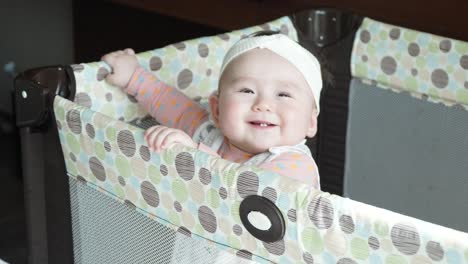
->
<box><xmin>415</xmin><ymin>57</ymin><xmax>426</xmax><ymax>68</ymax></box>
<box><xmin>55</xmin><ymin>106</ymin><xmax>65</xmax><ymax>121</ymax></box>
<box><xmin>207</xmin><ymin>188</ymin><xmax>220</xmax><ymax>208</ymax></box>
<box><xmin>376</xmin><ymin>74</ymin><xmax>389</xmax><ymax>84</ymax></box>
<box><xmin>194</xmin><ymin>224</ymin><xmax>205</xmax><ymax>236</ymax></box>
<box><xmin>166</xmin><ymin>47</ymin><xmax>177</xmax><ymax>57</ymax></box>
<box><xmin>404</xmin><ymin>77</ymin><xmax>418</xmax><ymax>92</ymax></box>
<box><xmin>148</xmin><ymin>165</ymin><xmax>161</xmax><ymax>184</ymax></box>
<box><xmin>297</xmin><ymin>191</ymin><xmax>310</xmax><ymax>209</ymax></box>
<box><xmin>65</xmin><ymin>159</ymin><xmax>77</xmax><ymax>176</ymax></box>
<box><xmin>228</xmin><ymin>235</ymin><xmax>241</xmax><ymax>249</ymax></box>
<box><xmin>366</xmin><ymin>43</ymin><xmax>377</xmax><ymax>54</ymax></box>
<box><xmin>447</xmin><ymin>65</ymin><xmax>454</xmax><ymax>73</ymax></box>
<box><xmin>225</xmin><ymin>169</ymin><xmax>237</xmax><ymax>187</ymax></box>
<box><xmin>454</xmin><ymin>42</ymin><xmax>468</xmax><ymax>53</ymax></box>
<box><xmin>374</xmin><ymin>221</ymin><xmax>389</xmax><ymax>237</ymax></box>
<box><xmin>66</xmin><ymin>133</ymin><xmax>80</xmax><ymax>154</ymax></box>
<box><xmin>172</xmin><ymin>179</ymin><xmax>188</xmax><ymax>202</ymax></box>
<box><xmin>403</xmin><ymin>31</ymin><xmax>418</xmax><ymax>42</ymax></box>
<box><xmin>101</xmin><ymin>104</ymin><xmax>116</xmax><ymax>118</ymax></box>
<box><xmin>351</xmin><ymin>238</ymin><xmax>370</xmax><ymax>260</ymax></box>
<box><xmin>385</xmin><ymin>254</ymin><xmax>407</xmax><ymax>264</ymax></box>
<box><xmin>429</xmin><ymin>42</ymin><xmax>438</xmax><ymax>53</ymax></box>
<box><xmin>114</xmin><ymin>185</ymin><xmax>124</xmax><ymax>198</ymax></box>
<box><xmin>464</xmin><ymin>248</ymin><xmax>468</xmax><ymax>262</ymax></box>
<box><xmin>162</xmin><ymin>150</ymin><xmax>175</xmax><ymax>165</ymax></box>
<box><xmin>355</xmin><ymin>63</ymin><xmax>368</xmax><ymax>77</ymax></box>
<box><xmin>456</xmin><ymin>89</ymin><xmax>468</xmax><ymax>104</ymax></box>
<box><xmin>124</xmin><ymin>104</ymin><xmax>138</xmax><ymax>120</ymax></box>
<box><xmin>169</xmin><ymin>211</ymin><xmax>180</xmax><ymax>226</ymax></box>
<box><xmin>379</xmin><ymin>31</ymin><xmax>388</xmax><ymax>40</ymax></box>
<box><xmin>301</xmin><ymin>227</ymin><xmax>324</xmax><ymax>254</ymax></box>
<box><xmin>106</xmin><ymin>127</ymin><xmax>116</xmax><ymax>141</ymax></box>
<box><xmin>115</xmin><ymin>155</ymin><xmax>131</xmax><ymax>177</ymax></box>
<box><xmin>231</xmin><ymin>201</ymin><xmax>241</xmax><ymax>224</ymax></box>
<box><xmin>95</xmin><ymin>142</ymin><xmax>106</xmax><ymax>160</ymax></box>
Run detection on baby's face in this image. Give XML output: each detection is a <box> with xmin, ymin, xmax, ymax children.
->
<box><xmin>210</xmin><ymin>48</ymin><xmax>318</xmax><ymax>155</ymax></box>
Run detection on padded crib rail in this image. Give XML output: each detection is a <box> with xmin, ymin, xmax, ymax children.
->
<box><xmin>351</xmin><ymin>18</ymin><xmax>468</xmax><ymax>109</ymax></box>
<box><xmin>54</xmin><ymin>95</ymin><xmax>468</xmax><ymax>263</ymax></box>
<box><xmin>71</xmin><ymin>16</ymin><xmax>298</xmax><ymax>123</ymax></box>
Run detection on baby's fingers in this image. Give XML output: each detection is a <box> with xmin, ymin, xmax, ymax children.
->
<box><xmin>145</xmin><ymin>126</ymin><xmax>171</xmax><ymax>152</ymax></box>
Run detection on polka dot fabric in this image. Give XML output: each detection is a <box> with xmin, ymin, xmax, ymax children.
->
<box><xmin>54</xmin><ymin>96</ymin><xmax>468</xmax><ymax>263</ymax></box>
<box><xmin>352</xmin><ymin>18</ymin><xmax>468</xmax><ymax>110</ymax></box>
<box><xmin>71</xmin><ymin>16</ymin><xmax>298</xmax><ymax>123</ymax></box>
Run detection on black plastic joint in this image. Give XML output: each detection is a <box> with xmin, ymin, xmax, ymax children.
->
<box><xmin>14</xmin><ymin>65</ymin><xmax>76</xmax><ymax>129</ymax></box>
<box><xmin>239</xmin><ymin>195</ymin><xmax>285</xmax><ymax>243</ymax></box>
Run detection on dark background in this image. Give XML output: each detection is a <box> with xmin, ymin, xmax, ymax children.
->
<box><xmin>1</xmin><ymin>0</ymin><xmax>466</xmax><ymax>263</ymax></box>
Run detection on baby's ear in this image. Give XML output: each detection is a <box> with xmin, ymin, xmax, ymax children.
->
<box><xmin>306</xmin><ymin>109</ymin><xmax>318</xmax><ymax>138</ymax></box>
<box><xmin>209</xmin><ymin>93</ymin><xmax>220</xmax><ymax>127</ymax></box>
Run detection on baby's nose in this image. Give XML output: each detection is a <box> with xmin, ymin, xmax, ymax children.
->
<box><xmin>253</xmin><ymin>102</ymin><xmax>271</xmax><ymax>112</ymax></box>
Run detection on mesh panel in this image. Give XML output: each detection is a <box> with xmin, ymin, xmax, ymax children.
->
<box><xmin>344</xmin><ymin>79</ymin><xmax>468</xmax><ymax>232</ymax></box>
<box><xmin>69</xmin><ymin>178</ymin><xmax>253</xmax><ymax>264</ymax></box>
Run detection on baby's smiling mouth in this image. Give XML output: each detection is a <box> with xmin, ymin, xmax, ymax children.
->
<box><xmin>249</xmin><ymin>121</ymin><xmax>277</xmax><ymax>127</ymax></box>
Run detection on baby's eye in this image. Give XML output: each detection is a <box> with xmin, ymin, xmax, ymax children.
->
<box><xmin>278</xmin><ymin>92</ymin><xmax>292</xmax><ymax>98</ymax></box>
<box><xmin>240</xmin><ymin>88</ymin><xmax>254</xmax><ymax>94</ymax></box>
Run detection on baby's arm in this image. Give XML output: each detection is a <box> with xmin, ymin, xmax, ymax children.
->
<box><xmin>102</xmin><ymin>49</ymin><xmax>210</xmax><ymax>136</ymax></box>
<box><xmin>258</xmin><ymin>152</ymin><xmax>320</xmax><ymax>189</ymax></box>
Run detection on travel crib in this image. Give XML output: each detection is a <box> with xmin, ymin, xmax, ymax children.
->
<box><xmin>15</xmin><ymin>11</ymin><xmax>468</xmax><ymax>264</ymax></box>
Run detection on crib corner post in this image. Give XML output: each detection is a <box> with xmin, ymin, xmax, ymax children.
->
<box><xmin>14</xmin><ymin>66</ymin><xmax>75</xmax><ymax>264</ymax></box>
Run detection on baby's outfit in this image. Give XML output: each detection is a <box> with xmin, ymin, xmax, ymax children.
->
<box><xmin>126</xmin><ymin>67</ymin><xmax>320</xmax><ymax>188</ymax></box>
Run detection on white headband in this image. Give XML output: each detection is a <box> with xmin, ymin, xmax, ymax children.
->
<box><xmin>220</xmin><ymin>34</ymin><xmax>322</xmax><ymax>112</ymax></box>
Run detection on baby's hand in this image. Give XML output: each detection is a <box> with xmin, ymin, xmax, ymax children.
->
<box><xmin>144</xmin><ymin>125</ymin><xmax>196</xmax><ymax>152</ymax></box>
<box><xmin>101</xmin><ymin>48</ymin><xmax>139</xmax><ymax>88</ymax></box>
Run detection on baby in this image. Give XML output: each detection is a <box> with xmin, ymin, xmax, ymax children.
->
<box><xmin>103</xmin><ymin>32</ymin><xmax>322</xmax><ymax>188</ymax></box>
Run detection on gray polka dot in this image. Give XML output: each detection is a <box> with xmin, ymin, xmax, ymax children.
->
<box><xmin>198</xmin><ymin>43</ymin><xmax>209</xmax><ymax>58</ymax></box>
<box><xmin>160</xmin><ymin>164</ymin><xmax>168</xmax><ymax>176</ymax></box>
<box><xmin>262</xmin><ymin>187</ymin><xmax>277</xmax><ymax>202</ymax></box>
<box><xmin>218</xmin><ymin>34</ymin><xmax>230</xmax><ymax>41</ymax></box>
<box><xmin>127</xmin><ymin>94</ymin><xmax>138</xmax><ymax>103</ymax></box>
<box><xmin>280</xmin><ymin>24</ymin><xmax>289</xmax><ymax>35</ymax></box>
<box><xmin>411</xmin><ymin>68</ymin><xmax>418</xmax><ymax>76</ymax></box>
<box><xmin>421</xmin><ymin>94</ymin><xmax>429</xmax><ymax>101</ymax></box>
<box><xmin>339</xmin><ymin>215</ymin><xmax>355</xmax><ymax>234</ymax></box>
<box><xmin>337</xmin><ymin>258</ymin><xmax>358</xmax><ymax>264</ymax></box>
<box><xmin>308</xmin><ymin>197</ymin><xmax>334</xmax><ymax>229</ymax></box>
<box><xmin>287</xmin><ymin>209</ymin><xmax>296</xmax><ymax>222</ymax></box>
<box><xmin>105</xmin><ymin>93</ymin><xmax>112</xmax><ymax>102</ymax></box>
<box><xmin>178</xmin><ymin>226</ymin><xmax>191</xmax><ymax>237</ymax></box>
<box><xmin>174</xmin><ymin>201</ymin><xmax>182</xmax><ymax>212</ymax></box>
<box><xmin>177</xmin><ymin>226</ymin><xmax>192</xmax><ymax>237</ymax></box>
<box><xmin>141</xmin><ymin>181</ymin><xmax>159</xmax><ymax>207</ymax></box>
<box><xmin>360</xmin><ymin>30</ymin><xmax>371</xmax><ymax>43</ymax></box>
<box><xmin>124</xmin><ymin>200</ymin><xmax>136</xmax><ymax>210</ymax></box>
<box><xmin>74</xmin><ymin>93</ymin><xmax>92</xmax><ymax>108</ymax></box>
<box><xmin>85</xmin><ymin>124</ymin><xmax>95</xmax><ymax>139</ymax></box>
<box><xmin>362</xmin><ymin>55</ymin><xmax>368</xmax><ymax>62</ymax></box>
<box><xmin>97</xmin><ymin>67</ymin><xmax>109</xmax><ymax>81</ymax></box>
<box><xmin>175</xmin><ymin>152</ymin><xmax>195</xmax><ymax>181</ymax></box>
<box><xmin>431</xmin><ymin>69</ymin><xmax>449</xmax><ymax>88</ymax></box>
<box><xmin>236</xmin><ymin>250</ymin><xmax>252</xmax><ymax>260</ymax></box>
<box><xmin>77</xmin><ymin>176</ymin><xmax>87</xmax><ymax>183</ymax></box>
<box><xmin>460</xmin><ymin>55</ymin><xmax>468</xmax><ymax>69</ymax></box>
<box><xmin>139</xmin><ymin>145</ymin><xmax>150</xmax><ymax>161</ymax></box>
<box><xmin>118</xmin><ymin>176</ymin><xmax>126</xmax><ymax>186</ymax></box>
<box><xmin>66</xmin><ymin>109</ymin><xmax>82</xmax><ymax>134</ymax></box>
<box><xmin>206</xmin><ymin>68</ymin><xmax>212</xmax><ymax>76</ymax></box>
<box><xmin>465</xmin><ymin>82</ymin><xmax>468</xmax><ymax>89</ymax></box>
<box><xmin>150</xmin><ymin>56</ymin><xmax>162</xmax><ymax>71</ymax></box>
<box><xmin>368</xmin><ymin>236</ymin><xmax>380</xmax><ymax>250</ymax></box>
<box><xmin>117</xmin><ymin>130</ymin><xmax>136</xmax><ymax>157</ymax></box>
<box><xmin>56</xmin><ymin>120</ymin><xmax>62</xmax><ymax>130</ymax></box>
<box><xmin>262</xmin><ymin>239</ymin><xmax>285</xmax><ymax>255</ymax></box>
<box><xmin>199</xmin><ymin>167</ymin><xmax>211</xmax><ymax>185</ymax></box>
<box><xmin>69</xmin><ymin>152</ymin><xmax>76</xmax><ymax>162</ymax></box>
<box><xmin>303</xmin><ymin>252</ymin><xmax>314</xmax><ymax>264</ymax></box>
<box><xmin>104</xmin><ymin>141</ymin><xmax>111</xmax><ymax>152</ymax></box>
<box><xmin>391</xmin><ymin>223</ymin><xmax>420</xmax><ymax>255</ymax></box>
<box><xmin>198</xmin><ymin>206</ymin><xmax>217</xmax><ymax>233</ymax></box>
<box><xmin>408</xmin><ymin>43</ymin><xmax>420</xmax><ymax>57</ymax></box>
<box><xmin>233</xmin><ymin>224</ymin><xmax>243</xmax><ymax>236</ymax></box>
<box><xmin>389</xmin><ymin>28</ymin><xmax>401</xmax><ymax>40</ymax></box>
<box><xmin>219</xmin><ymin>187</ymin><xmax>227</xmax><ymax>199</ymax></box>
<box><xmin>173</xmin><ymin>42</ymin><xmax>186</xmax><ymax>50</ymax></box>
<box><xmin>71</xmin><ymin>64</ymin><xmax>85</xmax><ymax>72</ymax></box>
<box><xmin>177</xmin><ymin>69</ymin><xmax>193</xmax><ymax>89</ymax></box>
<box><xmin>89</xmin><ymin>157</ymin><xmax>106</xmax><ymax>181</ymax></box>
<box><xmin>439</xmin><ymin>39</ymin><xmax>451</xmax><ymax>52</ymax></box>
<box><xmin>259</xmin><ymin>23</ymin><xmax>271</xmax><ymax>31</ymax></box>
<box><xmin>381</xmin><ymin>56</ymin><xmax>397</xmax><ymax>75</ymax></box>
<box><xmin>236</xmin><ymin>171</ymin><xmax>259</xmax><ymax>198</ymax></box>
<box><xmin>426</xmin><ymin>241</ymin><xmax>444</xmax><ymax>261</ymax></box>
